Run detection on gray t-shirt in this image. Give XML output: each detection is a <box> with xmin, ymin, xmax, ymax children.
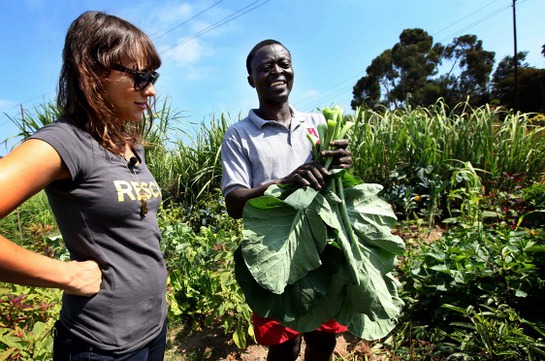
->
<box><xmin>221</xmin><ymin>107</ymin><xmax>325</xmax><ymax>196</ymax></box>
<box><xmin>29</xmin><ymin>119</ymin><xmax>167</xmax><ymax>355</ymax></box>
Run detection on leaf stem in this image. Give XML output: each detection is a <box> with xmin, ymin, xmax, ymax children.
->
<box><xmin>332</xmin><ymin>176</ymin><xmax>363</xmax><ymax>285</ymax></box>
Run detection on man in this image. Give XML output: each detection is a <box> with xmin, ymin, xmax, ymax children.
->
<box><xmin>221</xmin><ymin>39</ymin><xmax>352</xmax><ymax>361</ymax></box>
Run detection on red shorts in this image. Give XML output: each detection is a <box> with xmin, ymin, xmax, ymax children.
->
<box><xmin>252</xmin><ymin>313</ymin><xmax>348</xmax><ymax>346</ymax></box>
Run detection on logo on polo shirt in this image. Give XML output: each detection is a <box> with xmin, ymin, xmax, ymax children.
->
<box><xmin>306</xmin><ymin>127</ymin><xmax>320</xmax><ymax>144</ymax></box>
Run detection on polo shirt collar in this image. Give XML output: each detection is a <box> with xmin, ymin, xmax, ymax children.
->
<box><xmin>248</xmin><ymin>106</ymin><xmax>306</xmax><ymax>129</ymax></box>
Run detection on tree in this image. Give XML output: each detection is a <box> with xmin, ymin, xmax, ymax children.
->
<box><xmin>351</xmin><ymin>50</ymin><xmax>394</xmax><ymax>109</ymax></box>
<box><xmin>352</xmin><ymin>28</ymin><xmax>443</xmax><ymax>110</ymax></box>
<box><xmin>491</xmin><ymin>51</ymin><xmax>528</xmax><ymax>104</ymax></box>
<box><xmin>437</xmin><ymin>35</ymin><xmax>495</xmax><ymax>106</ymax></box>
<box><xmin>352</xmin><ymin>29</ymin><xmax>495</xmax><ymax>110</ymax></box>
<box><xmin>390</xmin><ymin>29</ymin><xmax>444</xmax><ymax>105</ymax></box>
<box><xmin>491</xmin><ymin>52</ymin><xmax>545</xmax><ymax>113</ymax></box>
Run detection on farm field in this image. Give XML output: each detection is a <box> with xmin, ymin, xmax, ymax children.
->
<box><xmin>1</xmin><ymin>100</ymin><xmax>544</xmax><ymax>360</ymax></box>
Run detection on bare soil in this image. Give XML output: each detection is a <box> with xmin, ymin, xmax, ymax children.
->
<box><xmin>164</xmin><ymin>323</ymin><xmax>390</xmax><ymax>360</ymax></box>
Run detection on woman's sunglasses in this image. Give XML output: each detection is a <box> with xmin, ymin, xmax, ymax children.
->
<box><xmin>111</xmin><ymin>64</ymin><xmax>160</xmax><ymax>91</ymax></box>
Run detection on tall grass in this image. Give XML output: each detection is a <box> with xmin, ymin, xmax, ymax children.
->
<box><xmin>347</xmin><ymin>100</ymin><xmax>545</xmax><ymax>221</ymax></box>
<box><xmin>349</xmin><ymin>100</ymin><xmax>545</xmax><ymax>187</ymax></box>
<box><xmin>1</xmin><ymin>102</ymin><xmax>59</xmax><ymax>150</ymax></box>
<box><xmin>146</xmin><ymin>112</ymin><xmax>233</xmax><ymax>205</ymax></box>
<box><xmin>143</xmin><ymin>98</ymin><xmax>187</xmax><ymax>201</ymax></box>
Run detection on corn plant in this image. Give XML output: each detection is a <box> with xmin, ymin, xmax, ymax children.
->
<box><xmin>146</xmin><ymin>112</ymin><xmax>232</xmax><ymax>205</ymax></box>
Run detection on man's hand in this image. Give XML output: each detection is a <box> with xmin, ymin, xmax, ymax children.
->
<box><xmin>323</xmin><ymin>139</ymin><xmax>352</xmax><ymax>170</ymax></box>
<box><xmin>281</xmin><ymin>161</ymin><xmax>330</xmax><ymax>190</ymax></box>
<box><xmin>282</xmin><ymin>140</ymin><xmax>352</xmax><ymax>190</ymax></box>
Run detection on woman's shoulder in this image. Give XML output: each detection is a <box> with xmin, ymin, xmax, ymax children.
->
<box><xmin>31</xmin><ymin>118</ymin><xmax>97</xmax><ymax>159</ymax></box>
<box><xmin>37</xmin><ymin>117</ymin><xmax>84</xmax><ymax>132</ymax></box>
<box><xmin>32</xmin><ymin>118</ymin><xmax>89</xmax><ymax>141</ymax></box>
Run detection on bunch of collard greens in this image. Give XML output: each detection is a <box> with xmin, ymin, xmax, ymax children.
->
<box><xmin>234</xmin><ymin>107</ymin><xmax>405</xmax><ymax>340</ymax></box>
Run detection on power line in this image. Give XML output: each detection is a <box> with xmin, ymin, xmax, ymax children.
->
<box><xmin>437</xmin><ymin>2</ymin><xmax>516</xmax><ymax>43</ymax></box>
<box><xmin>432</xmin><ymin>0</ymin><xmax>498</xmax><ymax>37</ymax></box>
<box><xmin>160</xmin><ymin>0</ymin><xmax>271</xmax><ymax>55</ymax></box>
<box><xmin>7</xmin><ymin>1</ymin><xmax>533</xmax><ymax>121</ymax></box>
<box><xmin>151</xmin><ymin>1</ymin><xmax>223</xmax><ymax>41</ymax></box>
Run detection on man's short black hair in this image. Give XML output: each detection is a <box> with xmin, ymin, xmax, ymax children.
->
<box><xmin>246</xmin><ymin>39</ymin><xmax>290</xmax><ymax>75</ymax></box>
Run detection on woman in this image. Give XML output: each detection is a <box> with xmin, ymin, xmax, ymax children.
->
<box><xmin>0</xmin><ymin>11</ymin><xmax>167</xmax><ymax>360</ymax></box>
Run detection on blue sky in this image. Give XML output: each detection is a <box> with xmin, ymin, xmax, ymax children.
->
<box><xmin>1</xmin><ymin>0</ymin><xmax>544</xmax><ymax>155</ymax></box>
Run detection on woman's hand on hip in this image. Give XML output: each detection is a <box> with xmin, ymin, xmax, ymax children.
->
<box><xmin>64</xmin><ymin>260</ymin><xmax>103</xmax><ymax>296</ymax></box>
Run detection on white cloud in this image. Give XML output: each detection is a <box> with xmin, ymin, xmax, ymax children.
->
<box><xmin>134</xmin><ymin>1</ymin><xmax>250</xmax><ymax>94</ymax></box>
<box><xmin>154</xmin><ymin>3</ymin><xmax>194</xmax><ymax>26</ymax></box>
<box><xmin>143</xmin><ymin>3</ymin><xmax>230</xmax><ymax>73</ymax></box>
<box><xmin>163</xmin><ymin>37</ymin><xmax>211</xmax><ymax>68</ymax></box>
<box><xmin>304</xmin><ymin>89</ymin><xmax>320</xmax><ymax>98</ymax></box>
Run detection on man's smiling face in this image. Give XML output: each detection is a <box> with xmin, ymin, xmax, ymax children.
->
<box><xmin>248</xmin><ymin>44</ymin><xmax>294</xmax><ymax>106</ymax></box>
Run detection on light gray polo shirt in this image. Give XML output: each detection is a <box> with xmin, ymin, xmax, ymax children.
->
<box><xmin>221</xmin><ymin>107</ymin><xmax>325</xmax><ymax>196</ymax></box>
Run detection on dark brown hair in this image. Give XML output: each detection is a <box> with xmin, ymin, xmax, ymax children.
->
<box><xmin>57</xmin><ymin>11</ymin><xmax>161</xmax><ymax>154</ymax></box>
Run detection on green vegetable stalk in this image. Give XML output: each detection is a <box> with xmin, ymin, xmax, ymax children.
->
<box><xmin>307</xmin><ymin>105</ymin><xmax>355</xmax><ymax>170</ymax></box>
<box><xmin>307</xmin><ymin>106</ymin><xmax>362</xmax><ymax>284</ymax></box>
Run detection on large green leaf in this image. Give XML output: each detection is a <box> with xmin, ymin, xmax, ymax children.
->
<box><xmin>318</xmin><ymin>188</ymin><xmax>364</xmax><ymax>285</ymax></box>
<box><xmin>281</xmin><ymin>255</ymin><xmax>352</xmax><ymax>333</ymax></box>
<box><xmin>334</xmin><ymin>272</ymin><xmax>404</xmax><ymax>340</ymax></box>
<box><xmin>241</xmin><ymin>187</ymin><xmax>330</xmax><ymax>294</ymax></box>
<box><xmin>345</xmin><ymin>247</ymin><xmax>401</xmax><ymax>319</ymax></box>
<box><xmin>234</xmin><ymin>245</ymin><xmax>344</xmax><ymax>322</ymax></box>
<box><xmin>345</xmin><ymin>184</ymin><xmax>405</xmax><ymax>255</ymax></box>
<box><xmin>238</xmin><ymin>176</ymin><xmax>406</xmax><ymax>340</ymax></box>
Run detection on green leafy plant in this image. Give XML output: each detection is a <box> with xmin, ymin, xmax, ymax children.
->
<box><xmin>481</xmin><ymin>172</ymin><xmax>545</xmax><ymax>229</ymax></box>
<box><xmin>445</xmin><ymin>161</ymin><xmax>484</xmax><ymax>227</ymax></box>
<box><xmin>348</xmin><ymin>100</ymin><xmax>545</xmax><ymax>226</ymax></box>
<box><xmin>0</xmin><ymin>284</ymin><xmax>61</xmax><ymax>360</ymax></box>
<box><xmin>442</xmin><ymin>303</ymin><xmax>545</xmax><ymax>359</ymax></box>
<box><xmin>160</xmin><ymin>203</ymin><xmax>252</xmax><ymax>349</ymax></box>
<box><xmin>394</xmin><ymin>222</ymin><xmax>545</xmax><ymax>359</ymax></box>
